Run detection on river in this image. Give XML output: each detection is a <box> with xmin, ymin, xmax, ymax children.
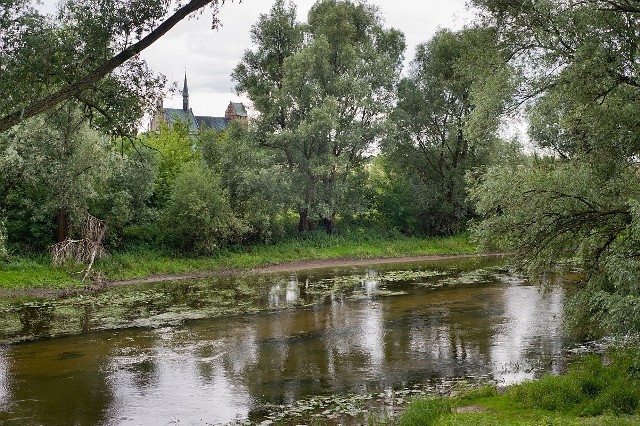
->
<box><xmin>0</xmin><ymin>256</ymin><xmax>579</xmax><ymax>425</ymax></box>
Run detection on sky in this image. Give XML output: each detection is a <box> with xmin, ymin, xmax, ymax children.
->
<box><xmin>39</xmin><ymin>0</ymin><xmax>476</xmax><ymax>118</ymax></box>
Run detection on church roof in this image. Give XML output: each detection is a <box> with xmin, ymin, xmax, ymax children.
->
<box><xmin>231</xmin><ymin>102</ymin><xmax>247</xmax><ymax>117</ymax></box>
<box><xmin>196</xmin><ymin>116</ymin><xmax>230</xmax><ymax>131</ymax></box>
<box><xmin>163</xmin><ymin>108</ymin><xmax>199</xmax><ymax>132</ymax></box>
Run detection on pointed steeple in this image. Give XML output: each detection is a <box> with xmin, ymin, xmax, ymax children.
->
<box><xmin>182</xmin><ymin>71</ymin><xmax>189</xmax><ymax>112</ymax></box>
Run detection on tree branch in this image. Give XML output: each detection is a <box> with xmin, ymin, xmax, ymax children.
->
<box><xmin>0</xmin><ymin>0</ymin><xmax>226</xmax><ymax>133</ymax></box>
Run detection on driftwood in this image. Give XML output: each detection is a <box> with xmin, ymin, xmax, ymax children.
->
<box><xmin>51</xmin><ymin>214</ymin><xmax>107</xmax><ymax>281</ymax></box>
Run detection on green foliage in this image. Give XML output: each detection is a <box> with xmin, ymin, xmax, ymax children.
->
<box><xmin>0</xmin><ymin>105</ymin><xmax>120</xmax><ymax>249</ymax></box>
<box><xmin>142</xmin><ymin>122</ymin><xmax>199</xmax><ymax>207</ymax></box>
<box><xmin>469</xmin><ymin>160</ymin><xmax>640</xmax><ymax>336</ymax></box>
<box><xmin>469</xmin><ymin>0</ymin><xmax>640</xmax><ymax>336</ymax></box>
<box><xmin>231</xmin><ymin>0</ymin><xmax>303</xmax><ymax>125</ymax></box>
<box><xmin>234</xmin><ymin>0</ymin><xmax>405</xmax><ymax>233</ymax></box>
<box><xmin>566</xmin><ymin>251</ymin><xmax>640</xmax><ymax>337</ymax></box>
<box><xmin>508</xmin><ymin>352</ymin><xmax>640</xmax><ymax>416</ymax></box>
<box><xmin>401</xmin><ymin>351</ymin><xmax>640</xmax><ymax>426</ymax></box>
<box><xmin>382</xmin><ymin>27</ymin><xmax>515</xmax><ymax>236</ymax></box>
<box><xmin>92</xmin><ymin>146</ymin><xmax>158</xmax><ymax>247</ymax></box>
<box><xmin>1</xmin><ymin>0</ymin><xmax>167</xmax><ymax>135</ymax></box>
<box><xmin>199</xmin><ymin>123</ymin><xmax>292</xmax><ymax>242</ymax></box>
<box><xmin>469</xmin><ymin>161</ymin><xmax>635</xmax><ymax>265</ymax></box>
<box><xmin>160</xmin><ymin>162</ymin><xmax>248</xmax><ymax>254</ymax></box>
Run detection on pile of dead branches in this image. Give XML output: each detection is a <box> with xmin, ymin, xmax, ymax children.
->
<box><xmin>51</xmin><ymin>214</ymin><xmax>107</xmax><ymax>280</ymax></box>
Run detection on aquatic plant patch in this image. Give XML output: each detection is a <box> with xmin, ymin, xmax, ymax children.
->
<box><xmin>248</xmin><ymin>378</ymin><xmax>495</xmax><ymax>425</ymax></box>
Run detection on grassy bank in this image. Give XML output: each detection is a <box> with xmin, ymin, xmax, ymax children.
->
<box><xmin>0</xmin><ymin>232</ymin><xmax>475</xmax><ymax>289</ymax></box>
<box><xmin>399</xmin><ymin>350</ymin><xmax>640</xmax><ymax>426</ymax></box>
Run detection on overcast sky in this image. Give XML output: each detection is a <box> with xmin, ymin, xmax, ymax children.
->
<box><xmin>40</xmin><ymin>0</ymin><xmax>476</xmax><ymax>117</ymax></box>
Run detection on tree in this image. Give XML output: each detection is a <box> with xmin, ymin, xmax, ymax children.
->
<box><xmin>234</xmin><ymin>0</ymin><xmax>405</xmax><ymax>233</ymax></box>
<box><xmin>92</xmin><ymin>145</ymin><xmax>158</xmax><ymax>246</ymax></box>
<box><xmin>231</xmin><ymin>0</ymin><xmax>303</xmax><ymax>133</ymax></box>
<box><xmin>0</xmin><ymin>0</ymin><xmax>229</xmax><ymax>134</ymax></box>
<box><xmin>382</xmin><ymin>28</ymin><xmax>514</xmax><ymax>235</ymax></box>
<box><xmin>0</xmin><ymin>103</ymin><xmax>118</xmax><ymax>250</ymax></box>
<box><xmin>199</xmin><ymin>123</ymin><xmax>293</xmax><ymax>242</ymax></box>
<box><xmin>141</xmin><ymin>120</ymin><xmax>199</xmax><ymax>208</ymax></box>
<box><xmin>469</xmin><ymin>0</ymin><xmax>640</xmax><ymax>335</ymax></box>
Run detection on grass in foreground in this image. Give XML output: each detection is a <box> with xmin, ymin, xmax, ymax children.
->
<box><xmin>399</xmin><ymin>350</ymin><xmax>640</xmax><ymax>426</ymax></box>
<box><xmin>0</xmin><ymin>232</ymin><xmax>476</xmax><ymax>288</ymax></box>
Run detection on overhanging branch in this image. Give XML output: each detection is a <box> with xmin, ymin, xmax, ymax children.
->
<box><xmin>0</xmin><ymin>0</ymin><xmax>227</xmax><ymax>133</ymax></box>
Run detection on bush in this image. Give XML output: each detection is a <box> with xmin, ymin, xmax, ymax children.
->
<box><xmin>160</xmin><ymin>162</ymin><xmax>249</xmax><ymax>254</ymax></box>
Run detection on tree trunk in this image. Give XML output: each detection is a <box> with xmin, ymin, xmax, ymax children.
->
<box><xmin>320</xmin><ymin>214</ymin><xmax>336</xmax><ymax>234</ymax></box>
<box><xmin>298</xmin><ymin>209</ymin><xmax>314</xmax><ymax>232</ymax></box>
<box><xmin>56</xmin><ymin>209</ymin><xmax>68</xmax><ymax>243</ymax></box>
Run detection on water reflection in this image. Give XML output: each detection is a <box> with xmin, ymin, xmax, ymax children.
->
<box><xmin>0</xmin><ymin>259</ymin><xmax>578</xmax><ymax>425</ymax></box>
<box><xmin>106</xmin><ymin>330</ymin><xmax>251</xmax><ymax>424</ymax></box>
<box><xmin>363</xmin><ymin>268</ymin><xmax>379</xmax><ymax>296</ymax></box>
<box><xmin>491</xmin><ymin>282</ymin><xmax>566</xmax><ymax>385</ymax></box>
<box><xmin>0</xmin><ymin>347</ymin><xmax>8</xmax><ymax>407</ymax></box>
<box><xmin>268</xmin><ymin>277</ymin><xmax>301</xmax><ymax>307</ymax></box>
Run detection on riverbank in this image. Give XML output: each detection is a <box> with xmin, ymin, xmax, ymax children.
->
<box><xmin>0</xmin><ymin>232</ymin><xmax>476</xmax><ymax>291</ymax></box>
<box><xmin>399</xmin><ymin>348</ymin><xmax>640</xmax><ymax>426</ymax></box>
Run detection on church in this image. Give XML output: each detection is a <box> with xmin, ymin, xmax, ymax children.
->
<box><xmin>149</xmin><ymin>73</ymin><xmax>248</xmax><ymax>132</ymax></box>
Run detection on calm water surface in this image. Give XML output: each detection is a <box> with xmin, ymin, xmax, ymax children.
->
<box><xmin>0</xmin><ymin>257</ymin><xmax>575</xmax><ymax>425</ymax></box>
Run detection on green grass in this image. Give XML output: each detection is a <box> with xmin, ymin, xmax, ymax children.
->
<box><xmin>399</xmin><ymin>350</ymin><xmax>640</xmax><ymax>426</ymax></box>
<box><xmin>97</xmin><ymin>231</ymin><xmax>475</xmax><ymax>279</ymax></box>
<box><xmin>0</xmin><ymin>232</ymin><xmax>476</xmax><ymax>288</ymax></box>
<box><xmin>0</xmin><ymin>257</ymin><xmax>82</xmax><ymax>289</ymax></box>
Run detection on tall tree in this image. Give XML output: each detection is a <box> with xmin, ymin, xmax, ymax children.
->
<box><xmin>234</xmin><ymin>0</ymin><xmax>405</xmax><ymax>233</ymax></box>
<box><xmin>199</xmin><ymin>123</ymin><xmax>293</xmax><ymax>242</ymax></box>
<box><xmin>0</xmin><ymin>0</ymin><xmax>229</xmax><ymax>134</ymax></box>
<box><xmin>0</xmin><ymin>103</ymin><xmax>118</xmax><ymax>249</ymax></box>
<box><xmin>382</xmin><ymin>27</ymin><xmax>514</xmax><ymax>235</ymax></box>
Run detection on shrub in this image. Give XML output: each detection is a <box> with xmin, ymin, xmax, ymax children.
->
<box><xmin>161</xmin><ymin>162</ymin><xmax>249</xmax><ymax>254</ymax></box>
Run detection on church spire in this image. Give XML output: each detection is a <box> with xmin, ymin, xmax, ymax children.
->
<box><xmin>182</xmin><ymin>71</ymin><xmax>189</xmax><ymax>112</ymax></box>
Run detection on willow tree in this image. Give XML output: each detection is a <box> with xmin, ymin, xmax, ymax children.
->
<box><xmin>469</xmin><ymin>0</ymin><xmax>640</xmax><ymax>335</ymax></box>
<box><xmin>381</xmin><ymin>27</ymin><xmax>515</xmax><ymax>235</ymax></box>
<box><xmin>234</xmin><ymin>0</ymin><xmax>405</xmax><ymax>233</ymax></box>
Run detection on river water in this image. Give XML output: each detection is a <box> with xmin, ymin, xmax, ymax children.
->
<box><xmin>0</xmin><ymin>257</ymin><xmax>577</xmax><ymax>425</ymax></box>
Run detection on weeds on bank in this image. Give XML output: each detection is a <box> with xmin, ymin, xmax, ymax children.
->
<box><xmin>399</xmin><ymin>350</ymin><xmax>640</xmax><ymax>426</ymax></box>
